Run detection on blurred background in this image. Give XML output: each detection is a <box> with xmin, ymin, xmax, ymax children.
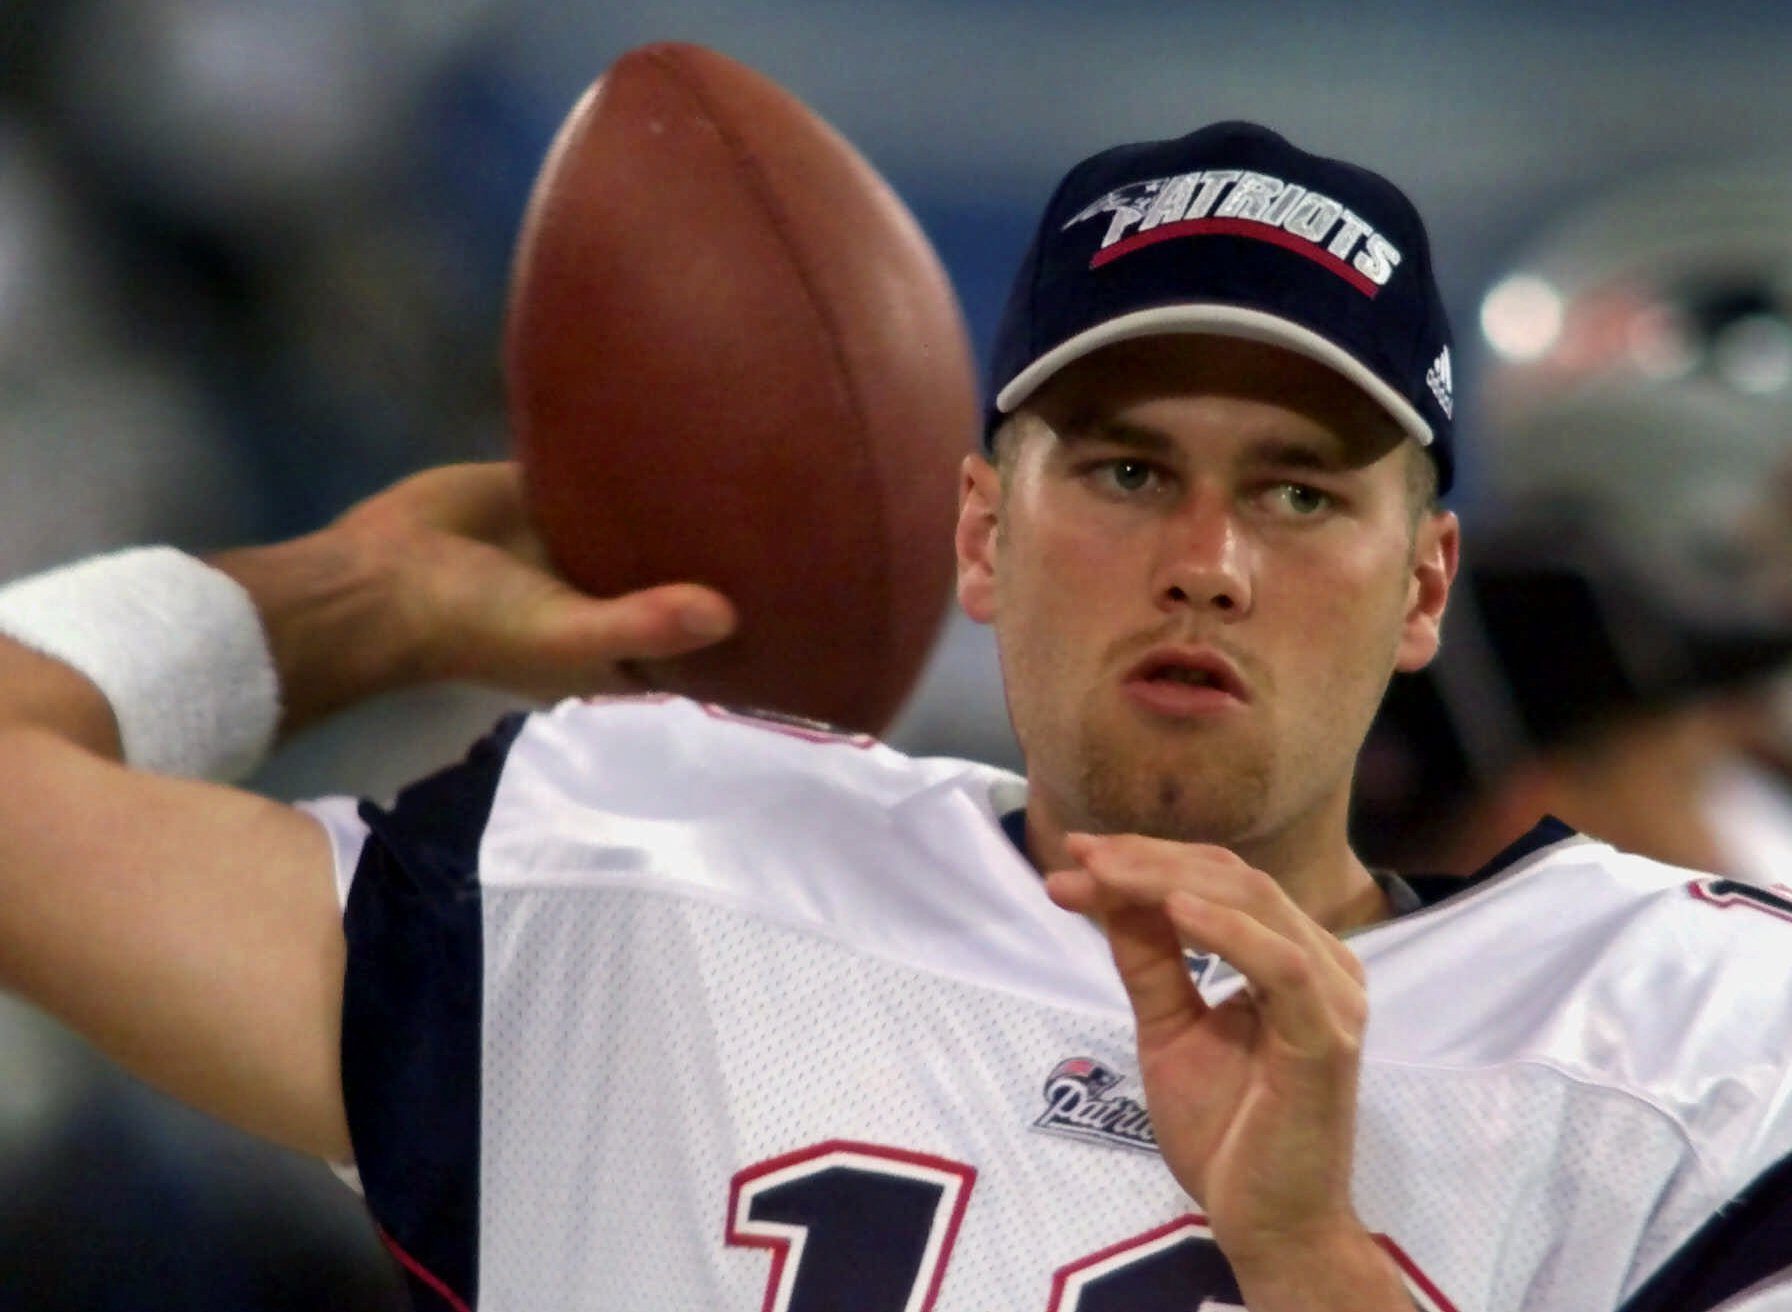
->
<box><xmin>1</xmin><ymin>0</ymin><xmax>1789</xmax><ymax>1305</ymax></box>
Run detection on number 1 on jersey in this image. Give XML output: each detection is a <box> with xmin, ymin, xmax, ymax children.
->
<box><xmin>727</xmin><ymin>1141</ymin><xmax>976</xmax><ymax>1312</ymax></box>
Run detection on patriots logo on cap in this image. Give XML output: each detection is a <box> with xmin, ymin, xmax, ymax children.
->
<box><xmin>1064</xmin><ymin>167</ymin><xmax>1404</xmax><ymax>298</ymax></box>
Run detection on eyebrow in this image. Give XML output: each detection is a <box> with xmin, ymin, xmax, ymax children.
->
<box><xmin>1055</xmin><ymin>418</ymin><xmax>1352</xmax><ymax>472</ymax></box>
<box><xmin>1246</xmin><ymin>439</ymin><xmax>1351</xmax><ymax>473</ymax></box>
<box><xmin>1054</xmin><ymin>418</ymin><xmax>1179</xmax><ymax>455</ymax></box>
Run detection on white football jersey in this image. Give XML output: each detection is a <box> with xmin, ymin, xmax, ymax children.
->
<box><xmin>300</xmin><ymin>694</ymin><xmax>1792</xmax><ymax>1312</ymax></box>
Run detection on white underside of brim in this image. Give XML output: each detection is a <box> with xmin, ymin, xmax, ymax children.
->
<box><xmin>994</xmin><ymin>305</ymin><xmax>1434</xmax><ymax>448</ymax></box>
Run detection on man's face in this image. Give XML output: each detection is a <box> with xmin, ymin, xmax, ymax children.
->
<box><xmin>955</xmin><ymin>335</ymin><xmax>1458</xmax><ymax>851</ymax></box>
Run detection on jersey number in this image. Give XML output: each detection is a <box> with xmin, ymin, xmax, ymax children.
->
<box><xmin>727</xmin><ymin>1142</ymin><xmax>972</xmax><ymax>1312</ymax></box>
<box><xmin>727</xmin><ymin>1139</ymin><xmax>1453</xmax><ymax>1311</ymax></box>
<box><xmin>1689</xmin><ymin>877</ymin><xmax>1792</xmax><ymax>924</ymax></box>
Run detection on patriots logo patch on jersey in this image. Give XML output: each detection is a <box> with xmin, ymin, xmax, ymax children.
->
<box><xmin>1032</xmin><ymin>1058</ymin><xmax>1158</xmax><ymax>1153</ymax></box>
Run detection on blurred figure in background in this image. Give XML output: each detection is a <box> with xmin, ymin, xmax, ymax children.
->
<box><xmin>1356</xmin><ymin>164</ymin><xmax>1792</xmax><ymax>880</ymax></box>
<box><xmin>1354</xmin><ymin>495</ymin><xmax>1792</xmax><ymax>879</ymax></box>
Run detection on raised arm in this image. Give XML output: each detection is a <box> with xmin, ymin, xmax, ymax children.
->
<box><xmin>0</xmin><ymin>462</ymin><xmax>734</xmax><ymax>1159</ymax></box>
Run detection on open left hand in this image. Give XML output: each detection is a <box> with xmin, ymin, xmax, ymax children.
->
<box><xmin>1046</xmin><ymin>834</ymin><xmax>1410</xmax><ymax>1309</ymax></box>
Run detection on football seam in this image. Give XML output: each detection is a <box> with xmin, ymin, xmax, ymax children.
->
<box><xmin>649</xmin><ymin>45</ymin><xmax>895</xmax><ymax>719</ymax></box>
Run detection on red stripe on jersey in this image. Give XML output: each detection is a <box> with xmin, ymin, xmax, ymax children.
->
<box><xmin>1377</xmin><ymin>1233</ymin><xmax>1462</xmax><ymax>1312</ymax></box>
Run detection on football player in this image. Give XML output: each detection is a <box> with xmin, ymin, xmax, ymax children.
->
<box><xmin>1</xmin><ymin>123</ymin><xmax>1788</xmax><ymax>1311</ymax></box>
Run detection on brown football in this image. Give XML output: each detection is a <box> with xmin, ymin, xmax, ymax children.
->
<box><xmin>505</xmin><ymin>42</ymin><xmax>978</xmax><ymax>733</ymax></box>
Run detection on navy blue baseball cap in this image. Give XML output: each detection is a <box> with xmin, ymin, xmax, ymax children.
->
<box><xmin>987</xmin><ymin>121</ymin><xmax>1456</xmax><ymax>492</ymax></box>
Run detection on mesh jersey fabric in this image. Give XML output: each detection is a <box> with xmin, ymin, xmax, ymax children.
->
<box><xmin>299</xmin><ymin>694</ymin><xmax>1792</xmax><ymax>1312</ymax></box>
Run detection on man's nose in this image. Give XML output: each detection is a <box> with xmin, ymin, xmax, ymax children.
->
<box><xmin>1152</xmin><ymin>489</ymin><xmax>1253</xmax><ymax>618</ymax></box>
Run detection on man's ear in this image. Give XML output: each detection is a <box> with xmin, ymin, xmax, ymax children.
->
<box><xmin>955</xmin><ymin>454</ymin><xmax>1002</xmax><ymax>624</ymax></box>
<box><xmin>1394</xmin><ymin>509</ymin><xmax>1460</xmax><ymax>672</ymax></box>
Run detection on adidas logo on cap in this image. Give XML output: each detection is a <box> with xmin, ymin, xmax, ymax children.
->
<box><xmin>1426</xmin><ymin>347</ymin><xmax>1454</xmax><ymax>418</ymax></box>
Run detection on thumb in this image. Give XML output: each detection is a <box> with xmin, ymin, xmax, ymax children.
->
<box><xmin>526</xmin><ymin>581</ymin><xmax>737</xmax><ymax>668</ymax></box>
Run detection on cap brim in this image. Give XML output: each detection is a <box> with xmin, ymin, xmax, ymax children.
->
<box><xmin>993</xmin><ymin>304</ymin><xmax>1434</xmax><ymax>448</ymax></box>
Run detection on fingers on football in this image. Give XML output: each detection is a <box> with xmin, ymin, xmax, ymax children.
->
<box><xmin>356</xmin><ymin>463</ymin><xmax>530</xmax><ymax>546</ymax></box>
<box><xmin>537</xmin><ymin>582</ymin><xmax>738</xmax><ymax>665</ymax></box>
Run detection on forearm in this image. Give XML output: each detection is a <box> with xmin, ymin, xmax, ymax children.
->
<box><xmin>0</xmin><ymin>639</ymin><xmax>125</xmax><ymax>757</ymax></box>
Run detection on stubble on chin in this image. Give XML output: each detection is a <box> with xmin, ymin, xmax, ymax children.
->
<box><xmin>1070</xmin><ymin>714</ymin><xmax>1273</xmax><ymax>845</ymax></box>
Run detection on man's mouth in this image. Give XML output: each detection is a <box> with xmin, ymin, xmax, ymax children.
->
<box><xmin>1125</xmin><ymin>648</ymin><xmax>1250</xmax><ymax>702</ymax></box>
<box><xmin>1150</xmin><ymin>666</ymin><xmax>1222</xmax><ymax>687</ymax></box>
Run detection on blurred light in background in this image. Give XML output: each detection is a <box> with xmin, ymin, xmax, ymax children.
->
<box><xmin>1479</xmin><ymin>273</ymin><xmax>1563</xmax><ymax>363</ymax></box>
<box><xmin>1714</xmin><ymin>313</ymin><xmax>1792</xmax><ymax>395</ymax></box>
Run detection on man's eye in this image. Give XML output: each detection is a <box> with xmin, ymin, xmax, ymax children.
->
<box><xmin>1098</xmin><ymin>459</ymin><xmax>1158</xmax><ymax>493</ymax></box>
<box><xmin>1274</xmin><ymin>483</ymin><xmax>1331</xmax><ymax>516</ymax></box>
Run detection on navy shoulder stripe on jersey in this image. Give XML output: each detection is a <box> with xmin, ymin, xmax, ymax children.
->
<box><xmin>1402</xmin><ymin>815</ymin><xmax>1578</xmax><ymax>909</ymax></box>
<box><xmin>1617</xmin><ymin>1148</ymin><xmax>1792</xmax><ymax>1312</ymax></box>
<box><xmin>999</xmin><ymin>807</ymin><xmax>1032</xmax><ymax>866</ymax></box>
<box><xmin>341</xmin><ymin>711</ymin><xmax>528</xmax><ymax>1312</ymax></box>
<box><xmin>1003</xmin><ymin>807</ymin><xmax>1580</xmax><ymax>921</ymax></box>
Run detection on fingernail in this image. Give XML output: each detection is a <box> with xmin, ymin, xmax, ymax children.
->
<box><xmin>681</xmin><ymin>605</ymin><xmax>734</xmax><ymax>640</ymax></box>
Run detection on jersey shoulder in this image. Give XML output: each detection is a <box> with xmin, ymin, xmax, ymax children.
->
<box><xmin>1462</xmin><ymin>827</ymin><xmax>1792</xmax><ymax>975</ymax></box>
<box><xmin>1366</xmin><ymin>824</ymin><xmax>1792</xmax><ymax>1188</ymax></box>
<box><xmin>483</xmin><ymin>694</ymin><xmax>1018</xmax><ymax>877</ymax></box>
<box><xmin>499</xmin><ymin>693</ymin><xmax>1004</xmax><ymax>824</ymax></box>
<box><xmin>308</xmin><ymin>694</ymin><xmax>1116</xmax><ymax>1013</ymax></box>
<box><xmin>484</xmin><ymin>694</ymin><xmax>1049</xmax><ymax>943</ymax></box>
<box><xmin>1380</xmin><ymin>822</ymin><xmax>1792</xmax><ymax>1009</ymax></box>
